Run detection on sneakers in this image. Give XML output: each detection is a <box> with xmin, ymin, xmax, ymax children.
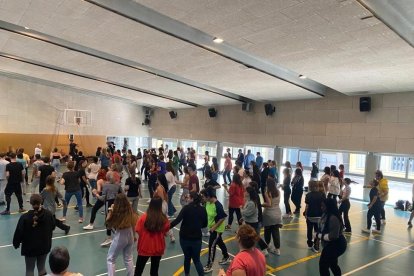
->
<box><xmin>65</xmin><ymin>226</ymin><xmax>71</xmax><ymax>235</ymax></box>
<box><xmin>59</xmin><ymin>217</ymin><xmax>66</xmax><ymax>222</ymax></box>
<box><xmin>372</xmin><ymin>229</ymin><xmax>381</xmax><ymax>234</ymax></box>
<box><xmin>274</xmin><ymin>248</ymin><xmax>281</xmax><ymax>256</ymax></box>
<box><xmin>100</xmin><ymin>237</ymin><xmax>112</xmax><ymax>247</ymax></box>
<box><xmin>262</xmin><ymin>249</ymin><xmax>269</xmax><ymax>256</ymax></box>
<box><xmin>283</xmin><ymin>213</ymin><xmax>293</xmax><ymax>218</ymax></box>
<box><xmin>311</xmin><ymin>246</ymin><xmax>319</xmax><ymax>253</ymax></box>
<box><xmin>408</xmin><ymin>222</ymin><xmax>413</xmax><ymax>228</ymax></box>
<box><xmin>86</xmin><ymin>203</ymin><xmax>93</xmax><ymax>208</ymax></box>
<box><xmin>146</xmin><ymin>199</ymin><xmax>151</xmax><ymax>203</ymax></box>
<box><xmin>202</xmin><ymin>231</ymin><xmax>210</xmax><ymax>237</ymax></box>
<box><xmin>381</xmin><ymin>219</ymin><xmax>386</xmax><ymax>225</ymax></box>
<box><xmin>0</xmin><ymin>210</ymin><xmax>10</xmax><ymax>215</ymax></box>
<box><xmin>18</xmin><ymin>208</ymin><xmax>26</xmax><ymax>213</ymax></box>
<box><xmin>83</xmin><ymin>224</ymin><xmax>94</xmax><ymax>230</ymax></box>
<box><xmin>203</xmin><ymin>264</ymin><xmax>213</xmax><ymax>273</ymax></box>
<box><xmin>225</xmin><ymin>225</ymin><xmax>232</xmax><ymax>231</ymax></box>
<box><xmin>78</xmin><ymin>218</ymin><xmax>83</xmax><ymax>223</ymax></box>
<box><xmin>74</xmin><ymin>206</ymin><xmax>79</xmax><ymax>211</ymax></box>
<box><xmin>170</xmin><ymin>235</ymin><xmax>176</xmax><ymax>243</ymax></box>
<box><xmin>361</xmin><ymin>228</ymin><xmax>371</xmax><ymax>234</ymax></box>
<box><xmin>57</xmin><ymin>203</ymin><xmax>63</xmax><ymax>208</ymax></box>
<box><xmin>218</xmin><ymin>256</ymin><xmax>231</xmax><ymax>265</ymax></box>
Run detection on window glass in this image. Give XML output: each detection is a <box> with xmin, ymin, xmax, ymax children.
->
<box><xmin>163</xmin><ymin>139</ymin><xmax>178</xmax><ymax>151</ymax></box>
<box><xmin>348</xmin><ymin>153</ymin><xmax>366</xmax><ymax>175</ymax></box>
<box><xmin>409</xmin><ymin>159</ymin><xmax>414</xmax><ymax>180</ymax></box>
<box><xmin>380</xmin><ymin>155</ymin><xmax>407</xmax><ymax>178</ymax></box>
<box><xmin>245</xmin><ymin>146</ymin><xmax>275</xmax><ymax>163</ymax></box>
<box><xmin>283</xmin><ymin>148</ymin><xmax>299</xmax><ymax>164</ymax></box>
<box><xmin>181</xmin><ymin>140</ymin><xmax>197</xmax><ymax>151</ymax></box>
<box><xmin>298</xmin><ymin>150</ymin><xmax>317</xmax><ymax>168</ymax></box>
<box><xmin>319</xmin><ymin>151</ymin><xmax>348</xmax><ymax>171</ymax></box>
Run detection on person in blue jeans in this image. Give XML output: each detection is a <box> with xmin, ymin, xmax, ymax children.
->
<box><xmin>170</xmin><ymin>192</ymin><xmax>207</xmax><ymax>276</ymax></box>
<box><xmin>165</xmin><ymin>163</ymin><xmax>177</xmax><ymax>217</ymax></box>
<box><xmin>59</xmin><ymin>161</ymin><xmax>83</xmax><ymax>223</ymax></box>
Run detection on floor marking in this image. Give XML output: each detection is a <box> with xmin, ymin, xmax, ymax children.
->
<box><xmin>349</xmin><ymin>232</ymin><xmax>414</xmax><ymax>252</ymax></box>
<box><xmin>0</xmin><ymin>229</ymin><xmax>107</xmax><ymax>249</ymax></box>
<box><xmin>342</xmin><ymin>242</ymin><xmax>414</xmax><ymax>276</ymax></box>
<box><xmin>265</xmin><ymin>236</ymin><xmax>369</xmax><ymax>274</ymax></box>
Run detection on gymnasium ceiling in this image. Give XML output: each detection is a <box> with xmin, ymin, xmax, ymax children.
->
<box><xmin>0</xmin><ymin>0</ymin><xmax>413</xmax><ymax>109</ymax></box>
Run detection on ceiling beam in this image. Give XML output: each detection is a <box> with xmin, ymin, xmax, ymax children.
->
<box><xmin>0</xmin><ymin>70</ymin><xmax>152</xmax><ymax>107</ymax></box>
<box><xmin>86</xmin><ymin>0</ymin><xmax>330</xmax><ymax>97</ymax></box>
<box><xmin>0</xmin><ymin>20</ymin><xmax>252</xmax><ymax>104</ymax></box>
<box><xmin>0</xmin><ymin>52</ymin><xmax>198</xmax><ymax>108</ymax></box>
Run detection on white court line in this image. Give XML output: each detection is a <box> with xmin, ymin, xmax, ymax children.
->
<box><xmin>343</xmin><ymin>243</ymin><xmax>414</xmax><ymax>276</ymax></box>
<box><xmin>347</xmin><ymin>232</ymin><xmax>414</xmax><ymax>252</ymax></box>
<box><xmin>0</xmin><ymin>229</ymin><xmax>106</xmax><ymax>249</ymax></box>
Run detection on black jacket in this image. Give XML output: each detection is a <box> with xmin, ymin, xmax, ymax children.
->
<box><xmin>170</xmin><ymin>203</ymin><xmax>207</xmax><ymax>240</ymax></box>
<box><xmin>13</xmin><ymin>208</ymin><xmax>55</xmax><ymax>257</ymax></box>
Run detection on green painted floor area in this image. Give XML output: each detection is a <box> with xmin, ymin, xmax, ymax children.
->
<box><xmin>1</xmin><ymin>177</ymin><xmax>413</xmax><ymax>275</ymax></box>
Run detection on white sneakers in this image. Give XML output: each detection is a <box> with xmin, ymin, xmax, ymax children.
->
<box><xmin>100</xmin><ymin>237</ymin><xmax>112</xmax><ymax>247</ymax></box>
<box><xmin>361</xmin><ymin>228</ymin><xmax>371</xmax><ymax>234</ymax></box>
<box><xmin>262</xmin><ymin>249</ymin><xmax>269</xmax><ymax>256</ymax></box>
<box><xmin>267</xmin><ymin>245</ymin><xmax>280</xmax><ymax>255</ymax></box>
<box><xmin>83</xmin><ymin>224</ymin><xmax>94</xmax><ymax>230</ymax></box>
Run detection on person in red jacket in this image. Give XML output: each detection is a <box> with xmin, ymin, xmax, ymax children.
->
<box><xmin>223</xmin><ymin>174</ymin><xmax>245</xmax><ymax>231</ymax></box>
<box><xmin>134</xmin><ymin>196</ymin><xmax>170</xmax><ymax>276</ymax></box>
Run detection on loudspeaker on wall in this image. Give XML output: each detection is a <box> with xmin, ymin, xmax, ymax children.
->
<box><xmin>359</xmin><ymin>97</ymin><xmax>371</xmax><ymax>112</ymax></box>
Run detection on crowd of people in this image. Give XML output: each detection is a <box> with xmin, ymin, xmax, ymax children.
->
<box><xmin>1</xmin><ymin>142</ymin><xmax>413</xmax><ymax>276</ymax></box>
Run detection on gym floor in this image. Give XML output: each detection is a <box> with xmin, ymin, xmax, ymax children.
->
<box><xmin>0</xmin><ymin>173</ymin><xmax>413</xmax><ymax>275</ymax></box>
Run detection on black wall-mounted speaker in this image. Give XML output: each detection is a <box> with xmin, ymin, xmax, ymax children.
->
<box><xmin>242</xmin><ymin>103</ymin><xmax>252</xmax><ymax>112</ymax></box>
<box><xmin>208</xmin><ymin>108</ymin><xmax>217</xmax><ymax>118</ymax></box>
<box><xmin>359</xmin><ymin>97</ymin><xmax>371</xmax><ymax>112</ymax></box>
<box><xmin>264</xmin><ymin>104</ymin><xmax>275</xmax><ymax>116</ymax></box>
<box><xmin>169</xmin><ymin>111</ymin><xmax>177</xmax><ymax>119</ymax></box>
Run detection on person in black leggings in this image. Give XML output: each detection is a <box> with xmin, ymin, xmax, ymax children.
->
<box><xmin>318</xmin><ymin>198</ymin><xmax>347</xmax><ymax>276</ymax></box>
<box><xmin>282</xmin><ymin>168</ymin><xmax>292</xmax><ymax>217</ymax></box>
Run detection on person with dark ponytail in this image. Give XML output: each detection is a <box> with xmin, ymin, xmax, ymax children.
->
<box><xmin>13</xmin><ymin>194</ymin><xmax>55</xmax><ymax>276</ymax></box>
<box><xmin>317</xmin><ymin>198</ymin><xmax>347</xmax><ymax>276</ymax></box>
<box><xmin>170</xmin><ymin>192</ymin><xmax>208</xmax><ymax>276</ymax></box>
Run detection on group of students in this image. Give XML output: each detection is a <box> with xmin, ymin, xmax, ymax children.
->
<box><xmin>3</xmin><ymin>143</ymin><xmax>414</xmax><ymax>276</ymax></box>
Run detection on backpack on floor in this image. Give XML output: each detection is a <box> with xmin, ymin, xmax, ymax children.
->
<box><xmin>405</xmin><ymin>201</ymin><xmax>412</xmax><ymax>212</ymax></box>
<box><xmin>394</xmin><ymin>200</ymin><xmax>405</xmax><ymax>211</ymax></box>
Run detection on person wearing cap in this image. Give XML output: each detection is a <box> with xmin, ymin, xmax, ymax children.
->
<box><xmin>13</xmin><ymin>194</ymin><xmax>55</xmax><ymax>276</ymax></box>
<box><xmin>339</xmin><ymin>178</ymin><xmax>353</xmax><ymax>233</ymax></box>
<box><xmin>375</xmin><ymin>170</ymin><xmax>389</xmax><ymax>224</ymax></box>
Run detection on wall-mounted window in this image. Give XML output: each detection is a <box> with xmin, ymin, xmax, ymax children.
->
<box><xmin>380</xmin><ymin>155</ymin><xmax>407</xmax><ymax>178</ymax></box>
<box><xmin>409</xmin><ymin>158</ymin><xmax>414</xmax><ymax>180</ymax></box>
<box><xmin>299</xmin><ymin>150</ymin><xmax>317</xmax><ymax>168</ymax></box>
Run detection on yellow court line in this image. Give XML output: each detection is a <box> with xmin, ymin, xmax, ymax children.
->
<box><xmin>265</xmin><ymin>236</ymin><xmax>370</xmax><ymax>274</ymax></box>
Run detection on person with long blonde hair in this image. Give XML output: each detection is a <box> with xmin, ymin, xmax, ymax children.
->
<box><xmin>106</xmin><ymin>193</ymin><xmax>138</xmax><ymax>276</ymax></box>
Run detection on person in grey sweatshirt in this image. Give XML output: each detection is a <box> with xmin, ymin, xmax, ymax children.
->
<box><xmin>241</xmin><ymin>186</ymin><xmax>269</xmax><ymax>255</ymax></box>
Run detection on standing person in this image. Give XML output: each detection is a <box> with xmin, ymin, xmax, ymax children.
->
<box><xmin>223</xmin><ymin>153</ymin><xmax>232</xmax><ymax>185</ymax></box>
<box><xmin>202</xmin><ymin>187</ymin><xmax>230</xmax><ymax>273</ymax></box>
<box><xmin>320</xmin><ymin>167</ymin><xmax>331</xmax><ymax>194</ymax></box>
<box><xmin>125</xmin><ymin>168</ymin><xmax>141</xmax><ymax>213</ymax></box>
<box><xmin>244</xmin><ymin>150</ymin><xmax>255</xmax><ymax>171</ymax></box>
<box><xmin>296</xmin><ymin>161</ymin><xmax>304</xmax><ymax>171</ymax></box>
<box><xmin>154</xmin><ymin>174</ymin><xmax>175</xmax><ymax>243</ymax></box>
<box><xmin>285</xmin><ymin>161</ymin><xmax>293</xmax><ymax>176</ymax></box>
<box><xmin>269</xmin><ymin>161</ymin><xmax>278</xmax><ymax>182</ymax></box>
<box><xmin>304</xmin><ymin>181</ymin><xmax>325</xmax><ymax>253</ymax></box>
<box><xmin>74</xmin><ymin>151</ymin><xmax>86</xmax><ymax>172</ymax></box>
<box><xmin>136</xmin><ymin>148</ymin><xmax>143</xmax><ymax>175</ymax></box>
<box><xmin>241</xmin><ymin>186</ymin><xmax>269</xmax><ymax>255</ymax></box>
<box><xmin>226</xmin><ymin>148</ymin><xmax>232</xmax><ymax>159</ymax></box>
<box><xmin>218</xmin><ymin>224</ymin><xmax>266</xmax><ymax>276</ymax></box>
<box><xmin>375</xmin><ymin>170</ymin><xmax>389</xmax><ymax>224</ymax></box>
<box><xmin>87</xmin><ymin>157</ymin><xmax>101</xmax><ymax>192</ymax></box>
<box><xmin>172</xmin><ymin>151</ymin><xmax>181</xmax><ymax>180</ymax></box>
<box><xmin>328</xmin><ymin>170</ymin><xmax>341</xmax><ymax>201</ymax></box>
<box><xmin>38</xmin><ymin>157</ymin><xmax>56</xmax><ymax>193</ymax></box>
<box><xmin>262</xmin><ymin>178</ymin><xmax>282</xmax><ymax>255</ymax></box>
<box><xmin>13</xmin><ymin>194</ymin><xmax>55</xmax><ymax>276</ymax></box>
<box><xmin>408</xmin><ymin>182</ymin><xmax>414</xmax><ymax>228</ymax></box>
<box><xmin>59</xmin><ymin>161</ymin><xmax>83</xmax><ymax>223</ymax></box>
<box><xmin>179</xmin><ymin>148</ymin><xmax>186</xmax><ymax>175</ymax></box>
<box><xmin>41</xmin><ymin>175</ymin><xmax>70</xmax><ymax>234</ymax></box>
<box><xmin>310</xmin><ymin>162</ymin><xmax>319</xmax><ymax>181</ymax></box>
<box><xmin>338</xmin><ymin>164</ymin><xmax>345</xmax><ymax>181</ymax></box>
<box><xmin>236</xmin><ymin>149</ymin><xmax>244</xmax><ymax>168</ymax></box>
<box><xmin>223</xmin><ymin>174</ymin><xmax>245</xmax><ymax>231</ymax></box>
<box><xmin>170</xmin><ymin>192</ymin><xmax>208</xmax><ymax>276</ymax></box>
<box><xmin>255</xmin><ymin>152</ymin><xmax>263</xmax><ymax>169</ymax></box>
<box><xmin>30</xmin><ymin>154</ymin><xmax>44</xmax><ymax>196</ymax></box>
<box><xmin>96</xmin><ymin>147</ymin><xmax>102</xmax><ymax>157</ymax></box>
<box><xmin>339</xmin><ymin>178</ymin><xmax>353</xmax><ymax>233</ymax></box>
<box><xmin>34</xmin><ymin>143</ymin><xmax>42</xmax><ymax>157</ymax></box>
<box><xmin>16</xmin><ymin>153</ymin><xmax>28</xmax><ymax>195</ymax></box>
<box><xmin>134</xmin><ymin>197</ymin><xmax>170</xmax><ymax>276</ymax></box>
<box><xmin>165</xmin><ymin>163</ymin><xmax>177</xmax><ymax>218</ymax></box>
<box><xmin>157</xmin><ymin>155</ymin><xmax>167</xmax><ymax>175</ymax></box>
<box><xmin>210</xmin><ymin>157</ymin><xmax>219</xmax><ymax>182</ymax></box>
<box><xmin>19</xmin><ymin>149</ymin><xmax>31</xmax><ymax>187</ymax></box>
<box><xmin>50</xmin><ymin>148</ymin><xmax>62</xmax><ymax>176</ymax></box>
<box><xmin>260</xmin><ymin>162</ymin><xmax>270</xmax><ymax>195</ymax></box>
<box><xmin>362</xmin><ymin>180</ymin><xmax>382</xmax><ymax>234</ymax></box>
<box><xmin>188</xmin><ymin>163</ymin><xmax>200</xmax><ymax>193</ymax></box>
<box><xmin>78</xmin><ymin>160</ymin><xmax>92</xmax><ymax>208</ymax></box>
<box><xmin>0</xmin><ymin>153</ymin><xmax>10</xmax><ymax>206</ymax></box>
<box><xmin>106</xmin><ymin>193</ymin><xmax>138</xmax><ymax>276</ymax></box>
<box><xmin>282</xmin><ymin>168</ymin><xmax>293</xmax><ymax>218</ymax></box>
<box><xmin>100</xmin><ymin>148</ymin><xmax>111</xmax><ymax>170</ymax></box>
<box><xmin>317</xmin><ymin>198</ymin><xmax>347</xmax><ymax>276</ymax></box>
<box><xmin>291</xmin><ymin>168</ymin><xmax>304</xmax><ymax>215</ymax></box>
<box><xmin>203</xmin><ymin>170</ymin><xmax>221</xmax><ymax>192</ymax></box>
<box><xmin>180</xmin><ymin>167</ymin><xmax>190</xmax><ymax>206</ymax></box>
<box><xmin>1</xmin><ymin>152</ymin><xmax>25</xmax><ymax>215</ymax></box>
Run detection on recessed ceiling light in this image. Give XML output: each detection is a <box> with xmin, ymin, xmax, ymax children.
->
<box><xmin>299</xmin><ymin>74</ymin><xmax>307</xmax><ymax>79</ymax></box>
<box><xmin>24</xmin><ymin>26</ymin><xmax>30</xmax><ymax>30</ymax></box>
<box><xmin>213</xmin><ymin>37</ymin><xmax>223</xmax><ymax>44</ymax></box>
